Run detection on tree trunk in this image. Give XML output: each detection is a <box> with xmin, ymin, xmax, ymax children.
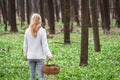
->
<box><xmin>0</xmin><ymin>10</ymin><xmax>1</xmax><ymax>23</ymax></box>
<box><xmin>60</xmin><ymin>0</ymin><xmax>64</xmax><ymax>23</ymax></box>
<box><xmin>19</xmin><ymin>0</ymin><xmax>25</xmax><ymax>21</ymax></box>
<box><xmin>64</xmin><ymin>0</ymin><xmax>70</xmax><ymax>44</ymax></box>
<box><xmin>71</xmin><ymin>0</ymin><xmax>80</xmax><ymax>26</ymax></box>
<box><xmin>0</xmin><ymin>0</ymin><xmax>8</xmax><ymax>31</ymax></box>
<box><xmin>114</xmin><ymin>0</ymin><xmax>120</xmax><ymax>28</ymax></box>
<box><xmin>70</xmin><ymin>0</ymin><xmax>74</xmax><ymax>32</ymax></box>
<box><xmin>32</xmin><ymin>0</ymin><xmax>39</xmax><ymax>13</ymax></box>
<box><xmin>26</xmin><ymin>0</ymin><xmax>30</xmax><ymax>24</ymax></box>
<box><xmin>100</xmin><ymin>0</ymin><xmax>110</xmax><ymax>34</ymax></box>
<box><xmin>90</xmin><ymin>0</ymin><xmax>100</xmax><ymax>52</ymax></box>
<box><xmin>16</xmin><ymin>0</ymin><xmax>20</xmax><ymax>19</ymax></box>
<box><xmin>54</xmin><ymin>0</ymin><xmax>60</xmax><ymax>22</ymax></box>
<box><xmin>44</xmin><ymin>0</ymin><xmax>49</xmax><ymax>20</ymax></box>
<box><xmin>39</xmin><ymin>0</ymin><xmax>45</xmax><ymax>27</ymax></box>
<box><xmin>103</xmin><ymin>0</ymin><xmax>110</xmax><ymax>34</ymax></box>
<box><xmin>0</xmin><ymin>1</ymin><xmax>1</xmax><ymax>23</ymax></box>
<box><xmin>112</xmin><ymin>0</ymin><xmax>116</xmax><ymax>19</ymax></box>
<box><xmin>80</xmin><ymin>0</ymin><xmax>89</xmax><ymax>66</ymax></box>
<box><xmin>47</xmin><ymin>0</ymin><xmax>55</xmax><ymax>34</ymax></box>
<box><xmin>8</xmin><ymin>0</ymin><xmax>18</xmax><ymax>32</ymax></box>
<box><xmin>19</xmin><ymin>0</ymin><xmax>25</xmax><ymax>27</ymax></box>
<box><xmin>8</xmin><ymin>0</ymin><xmax>11</xmax><ymax>26</ymax></box>
<box><xmin>99</xmin><ymin>0</ymin><xmax>104</xmax><ymax>29</ymax></box>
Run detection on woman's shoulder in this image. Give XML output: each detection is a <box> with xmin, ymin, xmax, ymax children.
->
<box><xmin>39</xmin><ymin>27</ymin><xmax>46</xmax><ymax>32</ymax></box>
<box><xmin>25</xmin><ymin>28</ymin><xmax>30</xmax><ymax>34</ymax></box>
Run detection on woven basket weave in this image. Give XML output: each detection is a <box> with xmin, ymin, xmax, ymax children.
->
<box><xmin>42</xmin><ymin>60</ymin><xmax>60</xmax><ymax>74</ymax></box>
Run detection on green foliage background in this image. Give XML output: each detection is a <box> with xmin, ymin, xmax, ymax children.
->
<box><xmin>0</xmin><ymin>24</ymin><xmax>120</xmax><ymax>80</ymax></box>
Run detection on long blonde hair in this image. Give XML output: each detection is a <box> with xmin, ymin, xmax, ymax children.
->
<box><xmin>29</xmin><ymin>13</ymin><xmax>42</xmax><ymax>37</ymax></box>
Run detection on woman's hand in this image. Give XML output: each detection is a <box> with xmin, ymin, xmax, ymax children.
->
<box><xmin>49</xmin><ymin>56</ymin><xmax>54</xmax><ymax>61</ymax></box>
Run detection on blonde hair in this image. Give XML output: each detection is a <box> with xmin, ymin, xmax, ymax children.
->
<box><xmin>29</xmin><ymin>13</ymin><xmax>42</xmax><ymax>37</ymax></box>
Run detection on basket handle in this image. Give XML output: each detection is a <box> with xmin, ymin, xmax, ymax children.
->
<box><xmin>47</xmin><ymin>59</ymin><xmax>56</xmax><ymax>66</ymax></box>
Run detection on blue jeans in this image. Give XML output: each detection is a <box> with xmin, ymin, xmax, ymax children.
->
<box><xmin>28</xmin><ymin>59</ymin><xmax>45</xmax><ymax>80</ymax></box>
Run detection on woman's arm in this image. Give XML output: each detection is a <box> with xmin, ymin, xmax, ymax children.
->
<box><xmin>41</xmin><ymin>29</ymin><xmax>53</xmax><ymax>59</ymax></box>
<box><xmin>23</xmin><ymin>31</ymin><xmax>28</xmax><ymax>59</ymax></box>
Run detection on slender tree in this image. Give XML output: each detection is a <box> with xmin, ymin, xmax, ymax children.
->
<box><xmin>90</xmin><ymin>0</ymin><xmax>100</xmax><ymax>52</ymax></box>
<box><xmin>33</xmin><ymin>0</ymin><xmax>39</xmax><ymax>13</ymax></box>
<box><xmin>19</xmin><ymin>0</ymin><xmax>25</xmax><ymax>21</ymax></box>
<box><xmin>64</xmin><ymin>0</ymin><xmax>70</xmax><ymax>44</ymax></box>
<box><xmin>8</xmin><ymin>0</ymin><xmax>18</xmax><ymax>32</ymax></box>
<box><xmin>0</xmin><ymin>1</ymin><xmax>1</xmax><ymax>23</ymax></box>
<box><xmin>60</xmin><ymin>0</ymin><xmax>64</xmax><ymax>23</ymax></box>
<box><xmin>0</xmin><ymin>0</ymin><xmax>7</xmax><ymax>31</ymax></box>
<box><xmin>54</xmin><ymin>0</ymin><xmax>60</xmax><ymax>22</ymax></box>
<box><xmin>99</xmin><ymin>0</ymin><xmax>110</xmax><ymax>34</ymax></box>
<box><xmin>80</xmin><ymin>0</ymin><xmax>89</xmax><ymax>66</ymax></box>
<box><xmin>47</xmin><ymin>0</ymin><xmax>55</xmax><ymax>34</ymax></box>
<box><xmin>114</xmin><ymin>0</ymin><xmax>120</xmax><ymax>28</ymax></box>
<box><xmin>16</xmin><ymin>0</ymin><xmax>20</xmax><ymax>19</ymax></box>
<box><xmin>71</xmin><ymin>0</ymin><xmax>80</xmax><ymax>26</ymax></box>
<box><xmin>99</xmin><ymin>0</ymin><xmax>104</xmax><ymax>28</ymax></box>
<box><xmin>44</xmin><ymin>0</ymin><xmax>49</xmax><ymax>20</ymax></box>
<box><xmin>7</xmin><ymin>0</ymin><xmax>11</xmax><ymax>25</ymax></box>
<box><xmin>39</xmin><ymin>0</ymin><xmax>45</xmax><ymax>26</ymax></box>
<box><xmin>19</xmin><ymin>0</ymin><xmax>25</xmax><ymax>27</ymax></box>
<box><xmin>70</xmin><ymin>0</ymin><xmax>74</xmax><ymax>32</ymax></box>
<box><xmin>26</xmin><ymin>0</ymin><xmax>30</xmax><ymax>24</ymax></box>
<box><xmin>0</xmin><ymin>10</ymin><xmax>1</xmax><ymax>23</ymax></box>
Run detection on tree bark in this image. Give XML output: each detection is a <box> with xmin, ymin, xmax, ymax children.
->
<box><xmin>47</xmin><ymin>0</ymin><xmax>55</xmax><ymax>34</ymax></box>
<box><xmin>19</xmin><ymin>0</ymin><xmax>25</xmax><ymax>21</ymax></box>
<box><xmin>19</xmin><ymin>0</ymin><xmax>25</xmax><ymax>27</ymax></box>
<box><xmin>114</xmin><ymin>0</ymin><xmax>120</xmax><ymax>28</ymax></box>
<box><xmin>54</xmin><ymin>0</ymin><xmax>60</xmax><ymax>22</ymax></box>
<box><xmin>99</xmin><ymin>0</ymin><xmax>104</xmax><ymax>28</ymax></box>
<box><xmin>60</xmin><ymin>0</ymin><xmax>64</xmax><ymax>23</ymax></box>
<box><xmin>70</xmin><ymin>0</ymin><xmax>74</xmax><ymax>32</ymax></box>
<box><xmin>8</xmin><ymin>0</ymin><xmax>18</xmax><ymax>32</ymax></box>
<box><xmin>26</xmin><ymin>0</ymin><xmax>30</xmax><ymax>24</ymax></box>
<box><xmin>64</xmin><ymin>0</ymin><xmax>70</xmax><ymax>44</ymax></box>
<box><xmin>99</xmin><ymin>0</ymin><xmax>110</xmax><ymax>34</ymax></box>
<box><xmin>90</xmin><ymin>0</ymin><xmax>100</xmax><ymax>52</ymax></box>
<box><xmin>0</xmin><ymin>10</ymin><xmax>1</xmax><ymax>23</ymax></box>
<box><xmin>16</xmin><ymin>0</ymin><xmax>20</xmax><ymax>19</ymax></box>
<box><xmin>80</xmin><ymin>0</ymin><xmax>89</xmax><ymax>66</ymax></box>
<box><xmin>0</xmin><ymin>1</ymin><xmax>1</xmax><ymax>23</ymax></box>
<box><xmin>39</xmin><ymin>0</ymin><xmax>45</xmax><ymax>27</ymax></box>
<box><xmin>32</xmin><ymin>0</ymin><xmax>39</xmax><ymax>13</ymax></box>
<box><xmin>0</xmin><ymin>0</ymin><xmax>7</xmax><ymax>31</ymax></box>
<box><xmin>8</xmin><ymin>0</ymin><xmax>11</xmax><ymax>26</ymax></box>
<box><xmin>71</xmin><ymin>0</ymin><xmax>80</xmax><ymax>26</ymax></box>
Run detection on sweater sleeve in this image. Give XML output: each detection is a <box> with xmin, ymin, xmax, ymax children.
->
<box><xmin>23</xmin><ymin>31</ymin><xmax>28</xmax><ymax>56</ymax></box>
<box><xmin>41</xmin><ymin>29</ymin><xmax>52</xmax><ymax>58</ymax></box>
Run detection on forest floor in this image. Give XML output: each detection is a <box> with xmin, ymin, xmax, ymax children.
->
<box><xmin>0</xmin><ymin>25</ymin><xmax>120</xmax><ymax>80</ymax></box>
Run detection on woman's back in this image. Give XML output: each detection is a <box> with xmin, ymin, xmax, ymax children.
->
<box><xmin>24</xmin><ymin>27</ymin><xmax>46</xmax><ymax>59</ymax></box>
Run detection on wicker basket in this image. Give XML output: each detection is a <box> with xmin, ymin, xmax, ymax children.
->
<box><xmin>42</xmin><ymin>60</ymin><xmax>60</xmax><ymax>74</ymax></box>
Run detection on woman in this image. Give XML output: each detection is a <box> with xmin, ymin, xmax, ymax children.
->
<box><xmin>23</xmin><ymin>13</ymin><xmax>53</xmax><ymax>80</ymax></box>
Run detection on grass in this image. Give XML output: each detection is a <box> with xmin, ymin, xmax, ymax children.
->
<box><xmin>0</xmin><ymin>23</ymin><xmax>120</xmax><ymax>80</ymax></box>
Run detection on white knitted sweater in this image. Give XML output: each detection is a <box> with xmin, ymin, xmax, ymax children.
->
<box><xmin>23</xmin><ymin>27</ymin><xmax>52</xmax><ymax>59</ymax></box>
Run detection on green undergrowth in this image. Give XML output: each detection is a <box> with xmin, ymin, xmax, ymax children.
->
<box><xmin>0</xmin><ymin>28</ymin><xmax>120</xmax><ymax>80</ymax></box>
